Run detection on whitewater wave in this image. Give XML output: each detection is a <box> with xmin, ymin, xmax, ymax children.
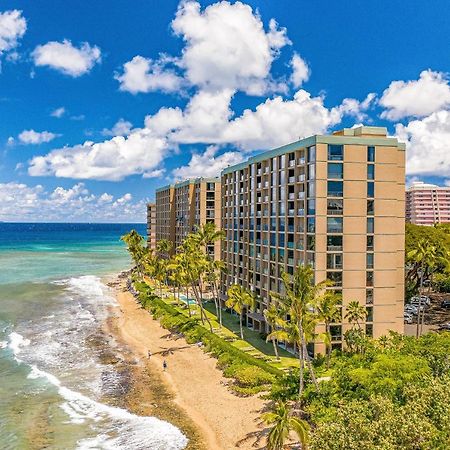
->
<box><xmin>7</xmin><ymin>331</ymin><xmax>188</xmax><ymax>450</ymax></box>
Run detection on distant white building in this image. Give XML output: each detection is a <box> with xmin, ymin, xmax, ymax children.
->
<box><xmin>406</xmin><ymin>182</ymin><xmax>450</xmax><ymax>226</ymax></box>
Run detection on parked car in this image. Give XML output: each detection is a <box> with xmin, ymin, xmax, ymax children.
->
<box><xmin>441</xmin><ymin>299</ymin><xmax>450</xmax><ymax>309</ymax></box>
<box><xmin>404</xmin><ymin>313</ymin><xmax>413</xmax><ymax>324</ymax></box>
<box><xmin>410</xmin><ymin>296</ymin><xmax>430</xmax><ymax>307</ymax></box>
<box><xmin>405</xmin><ymin>305</ymin><xmax>419</xmax><ymax>315</ymax></box>
<box><xmin>438</xmin><ymin>323</ymin><xmax>450</xmax><ymax>331</ymax></box>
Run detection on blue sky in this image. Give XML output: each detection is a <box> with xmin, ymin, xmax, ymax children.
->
<box><xmin>1</xmin><ymin>0</ymin><xmax>450</xmax><ymax>222</ymax></box>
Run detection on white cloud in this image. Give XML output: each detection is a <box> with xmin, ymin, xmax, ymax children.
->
<box><xmin>172</xmin><ymin>145</ymin><xmax>244</xmax><ymax>180</ymax></box>
<box><xmin>51</xmin><ymin>107</ymin><xmax>65</xmax><ymax>118</ymax></box>
<box><xmin>171</xmin><ymin>1</ymin><xmax>290</xmax><ymax>95</ymax></box>
<box><xmin>115</xmin><ymin>55</ymin><xmax>183</xmax><ymax>94</ymax></box>
<box><xmin>102</xmin><ymin>118</ymin><xmax>133</xmax><ymax>136</ymax></box>
<box><xmin>380</xmin><ymin>70</ymin><xmax>450</xmax><ymax>120</ymax></box>
<box><xmin>32</xmin><ymin>39</ymin><xmax>101</xmax><ymax>77</ymax></box>
<box><xmin>395</xmin><ymin>110</ymin><xmax>450</xmax><ymax>177</ymax></box>
<box><xmin>0</xmin><ymin>10</ymin><xmax>26</xmax><ymax>55</ymax></box>
<box><xmin>0</xmin><ymin>182</ymin><xmax>146</xmax><ymax>222</ymax></box>
<box><xmin>28</xmin><ymin>128</ymin><xmax>170</xmax><ymax>181</ymax></box>
<box><xmin>290</xmin><ymin>52</ymin><xmax>309</xmax><ymax>87</ymax></box>
<box><xmin>18</xmin><ymin>129</ymin><xmax>58</xmax><ymax>145</ymax></box>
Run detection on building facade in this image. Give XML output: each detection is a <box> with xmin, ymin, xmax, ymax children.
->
<box><xmin>221</xmin><ymin>126</ymin><xmax>405</xmax><ymax>352</ymax></box>
<box><xmin>406</xmin><ymin>181</ymin><xmax>450</xmax><ymax>226</ymax></box>
<box><xmin>155</xmin><ymin>178</ymin><xmax>222</xmax><ymax>259</ymax></box>
<box><xmin>146</xmin><ymin>203</ymin><xmax>157</xmax><ymax>249</ymax></box>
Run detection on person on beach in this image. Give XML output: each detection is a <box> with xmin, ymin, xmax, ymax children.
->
<box><xmin>148</xmin><ymin>350</ymin><xmax>152</xmax><ymax>359</ymax></box>
<box><xmin>163</xmin><ymin>360</ymin><xmax>167</xmax><ymax>371</ymax></box>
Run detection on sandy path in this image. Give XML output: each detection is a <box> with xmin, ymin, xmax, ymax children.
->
<box><xmin>113</xmin><ymin>288</ymin><xmax>265</xmax><ymax>450</ymax></box>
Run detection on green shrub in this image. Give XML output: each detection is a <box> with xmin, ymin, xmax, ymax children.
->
<box><xmin>233</xmin><ymin>365</ymin><xmax>275</xmax><ymax>387</ymax></box>
<box><xmin>433</xmin><ymin>273</ymin><xmax>450</xmax><ymax>293</ymax></box>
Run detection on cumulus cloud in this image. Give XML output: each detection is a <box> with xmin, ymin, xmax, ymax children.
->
<box><xmin>102</xmin><ymin>118</ymin><xmax>133</xmax><ymax>136</ymax></box>
<box><xmin>290</xmin><ymin>52</ymin><xmax>309</xmax><ymax>87</ymax></box>
<box><xmin>171</xmin><ymin>1</ymin><xmax>290</xmax><ymax>95</ymax></box>
<box><xmin>0</xmin><ymin>182</ymin><xmax>146</xmax><ymax>222</ymax></box>
<box><xmin>172</xmin><ymin>145</ymin><xmax>244</xmax><ymax>180</ymax></box>
<box><xmin>115</xmin><ymin>55</ymin><xmax>183</xmax><ymax>94</ymax></box>
<box><xmin>32</xmin><ymin>39</ymin><xmax>101</xmax><ymax>77</ymax></box>
<box><xmin>380</xmin><ymin>70</ymin><xmax>450</xmax><ymax>120</ymax></box>
<box><xmin>18</xmin><ymin>129</ymin><xmax>58</xmax><ymax>144</ymax></box>
<box><xmin>28</xmin><ymin>128</ymin><xmax>170</xmax><ymax>181</ymax></box>
<box><xmin>395</xmin><ymin>110</ymin><xmax>450</xmax><ymax>177</ymax></box>
<box><xmin>51</xmin><ymin>107</ymin><xmax>65</xmax><ymax>118</ymax></box>
<box><xmin>0</xmin><ymin>10</ymin><xmax>27</xmax><ymax>55</ymax></box>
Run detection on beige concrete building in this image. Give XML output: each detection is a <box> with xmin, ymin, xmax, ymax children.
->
<box><xmin>406</xmin><ymin>181</ymin><xmax>450</xmax><ymax>225</ymax></box>
<box><xmin>221</xmin><ymin>126</ymin><xmax>405</xmax><ymax>352</ymax></box>
<box><xmin>155</xmin><ymin>178</ymin><xmax>222</xmax><ymax>259</ymax></box>
<box><xmin>146</xmin><ymin>203</ymin><xmax>157</xmax><ymax>249</ymax></box>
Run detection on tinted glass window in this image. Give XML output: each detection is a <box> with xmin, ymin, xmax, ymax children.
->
<box><xmin>328</xmin><ymin>181</ymin><xmax>343</xmax><ymax>197</ymax></box>
<box><xmin>367</xmin><ymin>182</ymin><xmax>374</xmax><ymax>198</ymax></box>
<box><xmin>328</xmin><ymin>144</ymin><xmax>343</xmax><ymax>161</ymax></box>
<box><xmin>368</xmin><ymin>146</ymin><xmax>375</xmax><ymax>162</ymax></box>
<box><xmin>328</xmin><ymin>163</ymin><xmax>343</xmax><ymax>179</ymax></box>
<box><xmin>367</xmin><ymin>165</ymin><xmax>375</xmax><ymax>180</ymax></box>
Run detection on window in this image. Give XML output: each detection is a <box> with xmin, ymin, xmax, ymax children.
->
<box><xmin>367</xmin><ymin>253</ymin><xmax>374</xmax><ymax>269</ymax></box>
<box><xmin>366</xmin><ymin>306</ymin><xmax>373</xmax><ymax>322</ymax></box>
<box><xmin>328</xmin><ymin>181</ymin><xmax>343</xmax><ymax>197</ymax></box>
<box><xmin>368</xmin><ymin>146</ymin><xmax>375</xmax><ymax>162</ymax></box>
<box><xmin>367</xmin><ymin>200</ymin><xmax>374</xmax><ymax>216</ymax></box>
<box><xmin>327</xmin><ymin>217</ymin><xmax>343</xmax><ymax>233</ymax></box>
<box><xmin>308</xmin><ymin>164</ymin><xmax>316</xmax><ymax>180</ymax></box>
<box><xmin>367</xmin><ymin>165</ymin><xmax>375</xmax><ymax>180</ymax></box>
<box><xmin>308</xmin><ymin>145</ymin><xmax>316</xmax><ymax>162</ymax></box>
<box><xmin>367</xmin><ymin>218</ymin><xmax>374</xmax><ymax>234</ymax></box>
<box><xmin>366</xmin><ymin>289</ymin><xmax>373</xmax><ymax>304</ymax></box>
<box><xmin>307</xmin><ymin>217</ymin><xmax>315</xmax><ymax>233</ymax></box>
<box><xmin>328</xmin><ymin>199</ymin><xmax>343</xmax><ymax>215</ymax></box>
<box><xmin>307</xmin><ymin>199</ymin><xmax>316</xmax><ymax>215</ymax></box>
<box><xmin>328</xmin><ymin>144</ymin><xmax>343</xmax><ymax>161</ymax></box>
<box><xmin>327</xmin><ymin>253</ymin><xmax>343</xmax><ymax>270</ymax></box>
<box><xmin>366</xmin><ymin>324</ymin><xmax>373</xmax><ymax>337</ymax></box>
<box><xmin>330</xmin><ymin>325</ymin><xmax>342</xmax><ymax>340</ymax></box>
<box><xmin>307</xmin><ymin>235</ymin><xmax>315</xmax><ymax>251</ymax></box>
<box><xmin>327</xmin><ymin>271</ymin><xmax>342</xmax><ymax>286</ymax></box>
<box><xmin>308</xmin><ymin>181</ymin><xmax>316</xmax><ymax>198</ymax></box>
<box><xmin>328</xmin><ymin>163</ymin><xmax>343</xmax><ymax>179</ymax></box>
<box><xmin>367</xmin><ymin>235</ymin><xmax>374</xmax><ymax>251</ymax></box>
<box><xmin>367</xmin><ymin>181</ymin><xmax>374</xmax><ymax>198</ymax></box>
<box><xmin>327</xmin><ymin>235</ymin><xmax>343</xmax><ymax>250</ymax></box>
<box><xmin>366</xmin><ymin>271</ymin><xmax>374</xmax><ymax>287</ymax></box>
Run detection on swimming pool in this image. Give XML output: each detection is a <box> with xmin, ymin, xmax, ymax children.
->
<box><xmin>179</xmin><ymin>294</ymin><xmax>197</xmax><ymax>305</ymax></box>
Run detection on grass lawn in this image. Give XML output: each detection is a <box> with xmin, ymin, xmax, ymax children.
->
<box><xmin>146</xmin><ymin>281</ymin><xmax>298</xmax><ymax>370</ymax></box>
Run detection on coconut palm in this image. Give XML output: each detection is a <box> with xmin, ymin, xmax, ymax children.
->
<box><xmin>315</xmin><ymin>291</ymin><xmax>342</xmax><ymax>368</ymax></box>
<box><xmin>262</xmin><ymin>401</ymin><xmax>309</xmax><ymax>450</ymax></box>
<box><xmin>263</xmin><ymin>303</ymin><xmax>283</xmax><ymax>360</ymax></box>
<box><xmin>120</xmin><ymin>230</ymin><xmax>146</xmax><ymax>276</ymax></box>
<box><xmin>344</xmin><ymin>300</ymin><xmax>367</xmax><ymax>330</ymax></box>
<box><xmin>270</xmin><ymin>265</ymin><xmax>328</xmax><ymax>398</ymax></box>
<box><xmin>226</xmin><ymin>284</ymin><xmax>255</xmax><ymax>339</ymax></box>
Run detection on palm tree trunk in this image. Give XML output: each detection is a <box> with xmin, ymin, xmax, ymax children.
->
<box><xmin>302</xmin><ymin>336</ymin><xmax>319</xmax><ymax>391</ymax></box>
<box><xmin>272</xmin><ymin>338</ymin><xmax>280</xmax><ymax>360</ymax></box>
<box><xmin>298</xmin><ymin>340</ymin><xmax>304</xmax><ymax>400</ymax></box>
<box><xmin>326</xmin><ymin>323</ymin><xmax>331</xmax><ymax>369</ymax></box>
<box><xmin>186</xmin><ymin>286</ymin><xmax>191</xmax><ymax>317</ymax></box>
<box><xmin>239</xmin><ymin>310</ymin><xmax>244</xmax><ymax>339</ymax></box>
<box><xmin>416</xmin><ymin>264</ymin><xmax>424</xmax><ymax>338</ymax></box>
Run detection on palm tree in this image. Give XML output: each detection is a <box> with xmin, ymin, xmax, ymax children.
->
<box><xmin>262</xmin><ymin>401</ymin><xmax>309</xmax><ymax>450</ymax></box>
<box><xmin>315</xmin><ymin>291</ymin><xmax>342</xmax><ymax>368</ymax></box>
<box><xmin>226</xmin><ymin>284</ymin><xmax>255</xmax><ymax>339</ymax></box>
<box><xmin>344</xmin><ymin>300</ymin><xmax>367</xmax><ymax>330</ymax></box>
<box><xmin>121</xmin><ymin>230</ymin><xmax>146</xmax><ymax>276</ymax></box>
<box><xmin>263</xmin><ymin>304</ymin><xmax>282</xmax><ymax>360</ymax></box>
<box><xmin>270</xmin><ymin>265</ymin><xmax>328</xmax><ymax>398</ymax></box>
<box><xmin>156</xmin><ymin>238</ymin><xmax>172</xmax><ymax>258</ymax></box>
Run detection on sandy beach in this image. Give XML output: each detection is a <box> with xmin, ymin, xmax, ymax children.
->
<box><xmin>106</xmin><ymin>280</ymin><xmax>266</xmax><ymax>450</ymax></box>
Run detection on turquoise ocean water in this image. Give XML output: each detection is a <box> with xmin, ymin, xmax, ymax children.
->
<box><xmin>0</xmin><ymin>223</ymin><xmax>187</xmax><ymax>450</ymax></box>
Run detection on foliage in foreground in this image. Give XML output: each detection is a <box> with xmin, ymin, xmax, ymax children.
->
<box><xmin>267</xmin><ymin>331</ymin><xmax>450</xmax><ymax>450</ymax></box>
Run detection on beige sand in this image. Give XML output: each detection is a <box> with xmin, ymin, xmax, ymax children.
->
<box><xmin>112</xmin><ymin>288</ymin><xmax>265</xmax><ymax>450</ymax></box>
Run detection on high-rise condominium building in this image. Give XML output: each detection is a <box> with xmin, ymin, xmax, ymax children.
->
<box><xmin>406</xmin><ymin>181</ymin><xmax>450</xmax><ymax>226</ymax></box>
<box><xmin>221</xmin><ymin>126</ymin><xmax>405</xmax><ymax>353</ymax></box>
<box><xmin>155</xmin><ymin>178</ymin><xmax>221</xmax><ymax>259</ymax></box>
<box><xmin>146</xmin><ymin>203</ymin><xmax>156</xmax><ymax>249</ymax></box>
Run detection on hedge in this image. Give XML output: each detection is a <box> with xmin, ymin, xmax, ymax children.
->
<box><xmin>136</xmin><ymin>284</ymin><xmax>281</xmax><ymax>393</ymax></box>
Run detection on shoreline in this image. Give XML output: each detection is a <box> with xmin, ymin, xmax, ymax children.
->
<box><xmin>104</xmin><ymin>275</ymin><xmax>266</xmax><ymax>450</ymax></box>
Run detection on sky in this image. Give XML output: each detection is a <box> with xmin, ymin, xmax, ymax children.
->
<box><xmin>1</xmin><ymin>0</ymin><xmax>449</xmax><ymax>222</ymax></box>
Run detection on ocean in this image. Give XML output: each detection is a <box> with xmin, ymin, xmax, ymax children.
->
<box><xmin>0</xmin><ymin>223</ymin><xmax>187</xmax><ymax>450</ymax></box>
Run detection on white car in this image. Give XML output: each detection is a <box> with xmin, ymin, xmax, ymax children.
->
<box><xmin>410</xmin><ymin>296</ymin><xmax>430</xmax><ymax>307</ymax></box>
<box><xmin>404</xmin><ymin>313</ymin><xmax>413</xmax><ymax>324</ymax></box>
<box><xmin>405</xmin><ymin>305</ymin><xmax>418</xmax><ymax>315</ymax></box>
